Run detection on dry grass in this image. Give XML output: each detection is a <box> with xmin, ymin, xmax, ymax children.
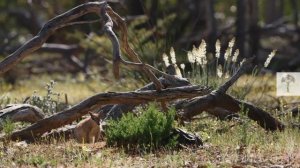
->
<box><xmin>1</xmin><ymin>74</ymin><xmax>300</xmax><ymax>167</ymax></box>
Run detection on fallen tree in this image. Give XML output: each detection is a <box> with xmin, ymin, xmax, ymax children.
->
<box><xmin>0</xmin><ymin>2</ymin><xmax>285</xmax><ymax>142</ymax></box>
<box><xmin>3</xmin><ymin>85</ymin><xmax>210</xmax><ymax>141</ymax></box>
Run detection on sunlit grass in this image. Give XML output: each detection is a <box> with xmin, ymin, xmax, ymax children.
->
<box><xmin>0</xmin><ymin>73</ymin><xmax>141</xmax><ymax>105</ymax></box>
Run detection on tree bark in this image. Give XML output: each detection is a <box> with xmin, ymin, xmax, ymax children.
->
<box><xmin>265</xmin><ymin>0</ymin><xmax>284</xmax><ymax>24</ymax></box>
<box><xmin>248</xmin><ymin>0</ymin><xmax>260</xmax><ymax>63</ymax></box>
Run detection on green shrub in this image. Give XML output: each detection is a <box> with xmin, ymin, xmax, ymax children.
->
<box><xmin>2</xmin><ymin>118</ymin><xmax>15</xmax><ymax>135</ymax></box>
<box><xmin>29</xmin><ymin>80</ymin><xmax>65</xmax><ymax>115</ymax></box>
<box><xmin>105</xmin><ymin>103</ymin><xmax>176</xmax><ymax>151</ymax></box>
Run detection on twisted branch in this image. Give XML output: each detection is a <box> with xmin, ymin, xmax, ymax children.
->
<box><xmin>106</xmin><ymin>6</ymin><xmax>180</xmax><ymax>88</ymax></box>
<box><xmin>0</xmin><ymin>2</ymin><xmax>172</xmax><ymax>91</ymax></box>
<box><xmin>0</xmin><ymin>2</ymin><xmax>106</xmax><ymax>75</ymax></box>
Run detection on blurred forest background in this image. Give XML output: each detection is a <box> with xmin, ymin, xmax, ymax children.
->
<box><xmin>0</xmin><ymin>0</ymin><xmax>300</xmax><ymax>84</ymax></box>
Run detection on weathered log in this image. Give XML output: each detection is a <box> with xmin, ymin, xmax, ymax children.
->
<box><xmin>0</xmin><ymin>104</ymin><xmax>44</xmax><ymax>131</ymax></box>
<box><xmin>2</xmin><ymin>85</ymin><xmax>210</xmax><ymax>141</ymax></box>
<box><xmin>104</xmin><ymin>75</ymin><xmax>191</xmax><ymax>120</ymax></box>
<box><xmin>41</xmin><ymin>125</ymin><xmax>76</xmax><ymax>142</ymax></box>
<box><xmin>179</xmin><ymin>90</ymin><xmax>285</xmax><ymax>131</ymax></box>
<box><xmin>98</xmin><ymin>65</ymin><xmax>188</xmax><ymax>120</ymax></box>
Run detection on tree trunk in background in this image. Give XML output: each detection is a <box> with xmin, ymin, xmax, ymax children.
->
<box><xmin>205</xmin><ymin>0</ymin><xmax>217</xmax><ymax>54</ymax></box>
<box><xmin>248</xmin><ymin>0</ymin><xmax>260</xmax><ymax>62</ymax></box>
<box><xmin>236</xmin><ymin>0</ymin><xmax>247</xmax><ymax>58</ymax></box>
<box><xmin>265</xmin><ymin>0</ymin><xmax>284</xmax><ymax>24</ymax></box>
<box><xmin>149</xmin><ymin>0</ymin><xmax>158</xmax><ymax>27</ymax></box>
<box><xmin>148</xmin><ymin>0</ymin><xmax>158</xmax><ymax>42</ymax></box>
<box><xmin>176</xmin><ymin>0</ymin><xmax>216</xmax><ymax>51</ymax></box>
<box><xmin>290</xmin><ymin>0</ymin><xmax>300</xmax><ymax>48</ymax></box>
<box><xmin>290</xmin><ymin>0</ymin><xmax>299</xmax><ymax>30</ymax></box>
<box><xmin>125</xmin><ymin>0</ymin><xmax>144</xmax><ymax>15</ymax></box>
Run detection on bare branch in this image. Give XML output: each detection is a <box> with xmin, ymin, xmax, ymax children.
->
<box><xmin>0</xmin><ymin>2</ymin><xmax>106</xmax><ymax>75</ymax></box>
<box><xmin>107</xmin><ymin>7</ymin><xmax>182</xmax><ymax>81</ymax></box>
<box><xmin>57</xmin><ymin>19</ymin><xmax>102</xmax><ymax>29</ymax></box>
<box><xmin>105</xmin><ymin>6</ymin><xmax>184</xmax><ymax>90</ymax></box>
<box><xmin>0</xmin><ymin>1</ymin><xmax>176</xmax><ymax>92</ymax></box>
<box><xmin>102</xmin><ymin>5</ymin><xmax>164</xmax><ymax>90</ymax></box>
<box><xmin>217</xmin><ymin>57</ymin><xmax>255</xmax><ymax>93</ymax></box>
<box><xmin>106</xmin><ymin>6</ymin><xmax>141</xmax><ymax>63</ymax></box>
<box><xmin>101</xmin><ymin>8</ymin><xmax>121</xmax><ymax>79</ymax></box>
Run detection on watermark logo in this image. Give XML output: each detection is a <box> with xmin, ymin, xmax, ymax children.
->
<box><xmin>277</xmin><ymin>72</ymin><xmax>300</xmax><ymax>96</ymax></box>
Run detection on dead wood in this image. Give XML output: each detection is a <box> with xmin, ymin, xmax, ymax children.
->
<box><xmin>0</xmin><ymin>2</ymin><xmax>200</xmax><ymax>141</ymax></box>
<box><xmin>39</xmin><ymin>43</ymin><xmax>80</xmax><ymax>54</ymax></box>
<box><xmin>217</xmin><ymin>57</ymin><xmax>254</xmax><ymax>93</ymax></box>
<box><xmin>179</xmin><ymin>91</ymin><xmax>284</xmax><ymax>131</ymax></box>
<box><xmin>206</xmin><ymin>107</ymin><xmax>239</xmax><ymax>120</ymax></box>
<box><xmin>168</xmin><ymin>128</ymin><xmax>203</xmax><ymax>147</ymax></box>
<box><xmin>2</xmin><ymin>85</ymin><xmax>210</xmax><ymax>141</ymax></box>
<box><xmin>106</xmin><ymin>6</ymin><xmax>186</xmax><ymax>90</ymax></box>
<box><xmin>103</xmin><ymin>76</ymin><xmax>193</xmax><ymax>120</ymax></box>
<box><xmin>0</xmin><ymin>2</ymin><xmax>107</xmax><ymax>76</ymax></box>
<box><xmin>177</xmin><ymin>58</ymin><xmax>285</xmax><ymax>131</ymax></box>
<box><xmin>40</xmin><ymin>125</ymin><xmax>76</xmax><ymax>142</ymax></box>
<box><xmin>0</xmin><ymin>1</ymin><xmax>173</xmax><ymax>92</ymax></box>
<box><xmin>0</xmin><ymin>104</ymin><xmax>44</xmax><ymax>131</ymax></box>
<box><xmin>102</xmin><ymin>8</ymin><xmax>163</xmax><ymax>91</ymax></box>
<box><xmin>0</xmin><ymin>1</ymin><xmax>287</xmax><ymax>147</ymax></box>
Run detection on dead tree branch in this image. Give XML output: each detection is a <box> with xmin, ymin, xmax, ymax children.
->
<box><xmin>217</xmin><ymin>57</ymin><xmax>254</xmax><ymax>93</ymax></box>
<box><xmin>103</xmin><ymin>76</ymin><xmax>194</xmax><ymax>120</ymax></box>
<box><xmin>0</xmin><ymin>2</ymin><xmax>108</xmax><ymax>76</ymax></box>
<box><xmin>2</xmin><ymin>85</ymin><xmax>210</xmax><ymax>141</ymax></box>
<box><xmin>106</xmin><ymin>6</ymin><xmax>181</xmax><ymax>85</ymax></box>
<box><xmin>179</xmin><ymin>91</ymin><xmax>284</xmax><ymax>131</ymax></box>
<box><xmin>103</xmin><ymin>7</ymin><xmax>163</xmax><ymax>90</ymax></box>
<box><xmin>177</xmin><ymin>57</ymin><xmax>285</xmax><ymax>131</ymax></box>
<box><xmin>0</xmin><ymin>2</ymin><xmax>169</xmax><ymax>92</ymax></box>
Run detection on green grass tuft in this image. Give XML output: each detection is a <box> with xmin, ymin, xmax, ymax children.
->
<box><xmin>2</xmin><ymin>118</ymin><xmax>15</xmax><ymax>136</ymax></box>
